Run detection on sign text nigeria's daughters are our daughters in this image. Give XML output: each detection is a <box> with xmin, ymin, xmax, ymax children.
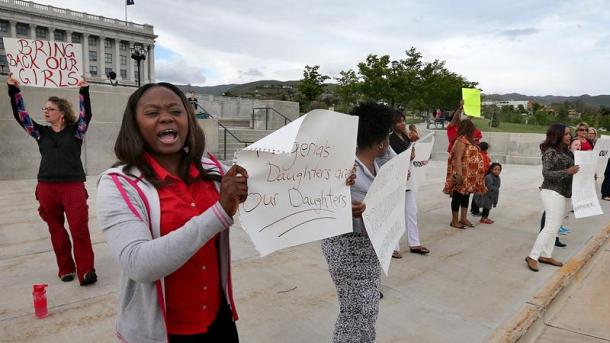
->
<box><xmin>3</xmin><ymin>38</ymin><xmax>83</xmax><ymax>88</ymax></box>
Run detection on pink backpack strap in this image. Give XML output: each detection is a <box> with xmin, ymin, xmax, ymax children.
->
<box><xmin>205</xmin><ymin>152</ymin><xmax>225</xmax><ymax>176</ymax></box>
<box><xmin>108</xmin><ymin>173</ymin><xmax>168</xmax><ymax>336</ymax></box>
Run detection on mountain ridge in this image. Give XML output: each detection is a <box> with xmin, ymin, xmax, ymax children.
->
<box><xmin>175</xmin><ymin>81</ymin><xmax>610</xmax><ymax>107</ymax></box>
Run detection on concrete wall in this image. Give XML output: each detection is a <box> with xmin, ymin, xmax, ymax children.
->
<box><xmin>198</xmin><ymin>95</ymin><xmax>299</xmax><ymax>130</ymax></box>
<box><xmin>428</xmin><ymin>129</ymin><xmax>545</xmax><ymax>165</ymax></box>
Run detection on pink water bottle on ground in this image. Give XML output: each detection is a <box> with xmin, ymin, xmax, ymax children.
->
<box><xmin>32</xmin><ymin>284</ymin><xmax>48</xmax><ymax>319</ymax></box>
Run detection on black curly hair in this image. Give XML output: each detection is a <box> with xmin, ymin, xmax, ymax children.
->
<box><xmin>350</xmin><ymin>102</ymin><xmax>394</xmax><ymax>149</ymax></box>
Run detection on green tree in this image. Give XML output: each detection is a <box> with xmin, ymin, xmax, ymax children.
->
<box><xmin>357</xmin><ymin>54</ymin><xmax>392</xmax><ymax>103</ymax></box>
<box><xmin>297</xmin><ymin>65</ymin><xmax>330</xmax><ymax>111</ymax></box>
<box><xmin>335</xmin><ymin>69</ymin><xmax>360</xmax><ymax>107</ymax></box>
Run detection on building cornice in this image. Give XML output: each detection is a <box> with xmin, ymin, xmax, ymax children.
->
<box><xmin>0</xmin><ymin>0</ymin><xmax>157</xmax><ymax>40</ymax></box>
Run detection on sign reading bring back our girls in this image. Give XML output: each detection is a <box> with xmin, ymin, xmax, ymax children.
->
<box><xmin>2</xmin><ymin>38</ymin><xmax>83</xmax><ymax>88</ymax></box>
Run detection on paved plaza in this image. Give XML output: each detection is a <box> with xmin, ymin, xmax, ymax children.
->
<box><xmin>1</xmin><ymin>161</ymin><xmax>609</xmax><ymax>343</ymax></box>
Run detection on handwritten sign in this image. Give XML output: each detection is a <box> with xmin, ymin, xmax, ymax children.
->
<box><xmin>3</xmin><ymin>38</ymin><xmax>83</xmax><ymax>88</ymax></box>
<box><xmin>406</xmin><ymin>133</ymin><xmax>435</xmax><ymax>191</ymax></box>
<box><xmin>363</xmin><ymin>146</ymin><xmax>413</xmax><ymax>274</ymax></box>
<box><xmin>462</xmin><ymin>88</ymin><xmax>481</xmax><ymax>117</ymax></box>
<box><xmin>593</xmin><ymin>136</ymin><xmax>610</xmax><ymax>181</ymax></box>
<box><xmin>572</xmin><ymin>151</ymin><xmax>603</xmax><ymax>218</ymax></box>
<box><xmin>237</xmin><ymin>110</ymin><xmax>358</xmax><ymax>256</ymax></box>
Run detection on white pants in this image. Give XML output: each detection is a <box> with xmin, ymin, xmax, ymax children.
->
<box><xmin>529</xmin><ymin>189</ymin><xmax>568</xmax><ymax>260</ymax></box>
<box><xmin>396</xmin><ymin>189</ymin><xmax>421</xmax><ymax>250</ymax></box>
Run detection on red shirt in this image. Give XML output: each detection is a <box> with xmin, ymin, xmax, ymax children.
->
<box><xmin>447</xmin><ymin>124</ymin><xmax>482</xmax><ymax>152</ymax></box>
<box><xmin>580</xmin><ymin>138</ymin><xmax>593</xmax><ymax>151</ymax></box>
<box><xmin>145</xmin><ymin>154</ymin><xmax>222</xmax><ymax>335</ymax></box>
<box><xmin>481</xmin><ymin>151</ymin><xmax>491</xmax><ymax>172</ymax></box>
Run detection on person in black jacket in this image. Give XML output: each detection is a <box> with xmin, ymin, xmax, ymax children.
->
<box><xmin>7</xmin><ymin>73</ymin><xmax>97</xmax><ymax>286</ymax></box>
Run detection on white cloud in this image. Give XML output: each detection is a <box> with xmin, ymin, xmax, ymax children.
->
<box><xmin>31</xmin><ymin>0</ymin><xmax>610</xmax><ymax>95</ymax></box>
<box><xmin>155</xmin><ymin>58</ymin><xmax>206</xmax><ymax>85</ymax></box>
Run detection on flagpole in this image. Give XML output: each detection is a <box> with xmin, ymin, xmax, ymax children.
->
<box><xmin>125</xmin><ymin>0</ymin><xmax>127</xmax><ymax>23</ymax></box>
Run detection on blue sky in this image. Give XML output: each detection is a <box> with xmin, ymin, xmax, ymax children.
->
<box><xmin>36</xmin><ymin>0</ymin><xmax>610</xmax><ymax>95</ymax></box>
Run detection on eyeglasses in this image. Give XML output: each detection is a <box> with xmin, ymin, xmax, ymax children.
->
<box><xmin>42</xmin><ymin>107</ymin><xmax>59</xmax><ymax>112</ymax></box>
<box><xmin>577</xmin><ymin>128</ymin><xmax>587</xmax><ymax>131</ymax></box>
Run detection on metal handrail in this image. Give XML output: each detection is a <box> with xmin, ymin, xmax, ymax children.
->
<box><xmin>252</xmin><ymin>107</ymin><xmax>292</xmax><ymax>130</ymax></box>
<box><xmin>218</xmin><ymin>121</ymin><xmax>254</xmax><ymax>160</ymax></box>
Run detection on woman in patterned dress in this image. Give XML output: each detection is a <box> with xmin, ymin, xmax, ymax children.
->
<box><xmin>443</xmin><ymin>119</ymin><xmax>487</xmax><ymax>229</ymax></box>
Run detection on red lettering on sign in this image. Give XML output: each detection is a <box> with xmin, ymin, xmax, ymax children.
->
<box><xmin>42</xmin><ymin>70</ymin><xmax>58</xmax><ymax>87</ymax></box>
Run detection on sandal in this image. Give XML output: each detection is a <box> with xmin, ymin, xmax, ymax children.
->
<box><xmin>480</xmin><ymin>218</ymin><xmax>494</xmax><ymax>224</ymax></box>
<box><xmin>410</xmin><ymin>246</ymin><xmax>430</xmax><ymax>255</ymax></box>
<box><xmin>392</xmin><ymin>250</ymin><xmax>403</xmax><ymax>259</ymax></box>
<box><xmin>450</xmin><ymin>222</ymin><xmax>466</xmax><ymax>229</ymax></box>
<box><xmin>460</xmin><ymin>220</ymin><xmax>475</xmax><ymax>228</ymax></box>
<box><xmin>602</xmin><ymin>196</ymin><xmax>610</xmax><ymax>201</ymax></box>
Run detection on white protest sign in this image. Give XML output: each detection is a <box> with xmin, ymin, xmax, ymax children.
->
<box><xmin>3</xmin><ymin>38</ymin><xmax>83</xmax><ymax>88</ymax></box>
<box><xmin>237</xmin><ymin>110</ymin><xmax>358</xmax><ymax>256</ymax></box>
<box><xmin>406</xmin><ymin>133</ymin><xmax>435</xmax><ymax>191</ymax></box>
<box><xmin>593</xmin><ymin>136</ymin><xmax>610</xmax><ymax>181</ymax></box>
<box><xmin>362</xmin><ymin>146</ymin><xmax>413</xmax><ymax>274</ymax></box>
<box><xmin>572</xmin><ymin>151</ymin><xmax>603</xmax><ymax>218</ymax></box>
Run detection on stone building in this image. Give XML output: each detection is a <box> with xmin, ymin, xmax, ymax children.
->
<box><xmin>0</xmin><ymin>0</ymin><xmax>156</xmax><ymax>85</ymax></box>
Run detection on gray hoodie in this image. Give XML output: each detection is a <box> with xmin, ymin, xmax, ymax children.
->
<box><xmin>96</xmin><ymin>158</ymin><xmax>236</xmax><ymax>342</ymax></box>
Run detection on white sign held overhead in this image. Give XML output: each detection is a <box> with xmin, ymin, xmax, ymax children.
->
<box><xmin>3</xmin><ymin>38</ymin><xmax>83</xmax><ymax>88</ymax></box>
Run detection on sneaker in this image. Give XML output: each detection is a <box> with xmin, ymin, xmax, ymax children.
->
<box><xmin>558</xmin><ymin>226</ymin><xmax>570</xmax><ymax>235</ymax></box>
<box><xmin>80</xmin><ymin>270</ymin><xmax>98</xmax><ymax>286</ymax></box>
<box><xmin>60</xmin><ymin>272</ymin><xmax>75</xmax><ymax>282</ymax></box>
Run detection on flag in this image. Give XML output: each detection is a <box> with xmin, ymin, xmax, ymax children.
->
<box><xmin>126</xmin><ymin>0</ymin><xmax>135</xmax><ymax>5</ymax></box>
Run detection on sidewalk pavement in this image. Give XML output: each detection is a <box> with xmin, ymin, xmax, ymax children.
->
<box><xmin>532</xmin><ymin>239</ymin><xmax>610</xmax><ymax>343</ymax></box>
<box><xmin>1</xmin><ymin>161</ymin><xmax>609</xmax><ymax>343</ymax></box>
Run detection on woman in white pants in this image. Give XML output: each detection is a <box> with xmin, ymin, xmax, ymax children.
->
<box><xmin>387</xmin><ymin>112</ymin><xmax>429</xmax><ymax>258</ymax></box>
<box><xmin>526</xmin><ymin>124</ymin><xmax>579</xmax><ymax>272</ymax></box>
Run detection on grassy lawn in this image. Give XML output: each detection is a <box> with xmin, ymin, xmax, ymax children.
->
<box><xmin>470</xmin><ymin>118</ymin><xmax>549</xmax><ymax>134</ymax></box>
<box><xmin>405</xmin><ymin>117</ymin><xmax>548</xmax><ymax>133</ymax></box>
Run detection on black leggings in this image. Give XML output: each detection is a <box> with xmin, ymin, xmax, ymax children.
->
<box><xmin>451</xmin><ymin>191</ymin><xmax>471</xmax><ymax>212</ymax></box>
<box><xmin>482</xmin><ymin>208</ymin><xmax>490</xmax><ymax>217</ymax></box>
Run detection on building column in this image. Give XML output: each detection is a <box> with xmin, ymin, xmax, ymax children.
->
<box><xmin>142</xmin><ymin>44</ymin><xmax>149</xmax><ymax>84</ymax></box>
<box><xmin>98</xmin><ymin>36</ymin><xmax>106</xmax><ymax>79</ymax></box>
<box><xmin>127</xmin><ymin>41</ymin><xmax>134</xmax><ymax>83</ymax></box>
<box><xmin>82</xmin><ymin>33</ymin><xmax>90</xmax><ymax>78</ymax></box>
<box><xmin>148</xmin><ymin>44</ymin><xmax>155</xmax><ymax>82</ymax></box>
<box><xmin>66</xmin><ymin>30</ymin><xmax>73</xmax><ymax>43</ymax></box>
<box><xmin>29</xmin><ymin>24</ymin><xmax>36</xmax><ymax>39</ymax></box>
<box><xmin>114</xmin><ymin>38</ymin><xmax>121</xmax><ymax>81</ymax></box>
<box><xmin>9</xmin><ymin>21</ymin><xmax>16</xmax><ymax>38</ymax></box>
<box><xmin>48</xmin><ymin>27</ymin><xmax>54</xmax><ymax>41</ymax></box>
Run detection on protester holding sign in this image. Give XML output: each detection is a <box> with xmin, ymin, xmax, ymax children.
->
<box><xmin>446</xmin><ymin>101</ymin><xmax>482</xmax><ymax>153</ymax></box>
<box><xmin>321</xmin><ymin>102</ymin><xmax>393</xmax><ymax>343</ymax></box>
<box><xmin>525</xmin><ymin>124</ymin><xmax>579</xmax><ymax>272</ymax></box>
<box><xmin>443</xmin><ymin>119</ymin><xmax>487</xmax><ymax>229</ymax></box>
<box><xmin>96</xmin><ymin>83</ymin><xmax>248</xmax><ymax>342</ymax></box>
<box><xmin>575</xmin><ymin>122</ymin><xmax>593</xmax><ymax>151</ymax></box>
<box><xmin>602</xmin><ymin>160</ymin><xmax>610</xmax><ymax>201</ymax></box>
<box><xmin>387</xmin><ymin>112</ymin><xmax>429</xmax><ymax>257</ymax></box>
<box><xmin>6</xmin><ymin>73</ymin><xmax>97</xmax><ymax>285</ymax></box>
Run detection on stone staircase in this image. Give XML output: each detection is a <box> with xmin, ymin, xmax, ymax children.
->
<box><xmin>217</xmin><ymin>126</ymin><xmax>276</xmax><ymax>162</ymax></box>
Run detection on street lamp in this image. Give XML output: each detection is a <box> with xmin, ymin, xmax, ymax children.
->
<box><xmin>130</xmin><ymin>44</ymin><xmax>147</xmax><ymax>87</ymax></box>
<box><xmin>390</xmin><ymin>60</ymin><xmax>399</xmax><ymax>108</ymax></box>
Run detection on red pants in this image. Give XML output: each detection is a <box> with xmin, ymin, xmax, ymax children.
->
<box><xmin>35</xmin><ymin>181</ymin><xmax>95</xmax><ymax>282</ymax></box>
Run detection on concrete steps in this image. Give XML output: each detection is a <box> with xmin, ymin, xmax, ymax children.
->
<box><xmin>216</xmin><ymin>127</ymin><xmax>275</xmax><ymax>161</ymax></box>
